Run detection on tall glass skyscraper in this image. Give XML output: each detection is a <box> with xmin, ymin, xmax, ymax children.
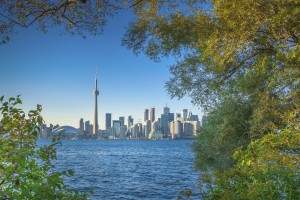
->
<box><xmin>119</xmin><ymin>116</ymin><xmax>125</xmax><ymax>127</ymax></box>
<box><xmin>106</xmin><ymin>113</ymin><xmax>112</xmax><ymax>131</ymax></box>
<box><xmin>150</xmin><ymin>107</ymin><xmax>155</xmax><ymax>122</ymax></box>
<box><xmin>144</xmin><ymin>109</ymin><xmax>149</xmax><ymax>122</ymax></box>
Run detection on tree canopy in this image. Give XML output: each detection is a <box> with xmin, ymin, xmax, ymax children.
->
<box><xmin>122</xmin><ymin>0</ymin><xmax>300</xmax><ymax>198</ymax></box>
<box><xmin>0</xmin><ymin>0</ymin><xmax>143</xmax><ymax>44</ymax></box>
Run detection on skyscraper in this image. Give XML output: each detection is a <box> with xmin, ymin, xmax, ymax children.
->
<box><xmin>144</xmin><ymin>109</ymin><xmax>149</xmax><ymax>122</ymax></box>
<box><xmin>79</xmin><ymin>118</ymin><xmax>84</xmax><ymax>134</ymax></box>
<box><xmin>150</xmin><ymin>107</ymin><xmax>155</xmax><ymax>122</ymax></box>
<box><xmin>112</xmin><ymin>120</ymin><xmax>122</xmax><ymax>137</ymax></box>
<box><xmin>163</xmin><ymin>103</ymin><xmax>170</xmax><ymax>114</ymax></box>
<box><xmin>105</xmin><ymin>113</ymin><xmax>112</xmax><ymax>131</ymax></box>
<box><xmin>93</xmin><ymin>68</ymin><xmax>99</xmax><ymax>134</ymax></box>
<box><xmin>182</xmin><ymin>109</ymin><xmax>188</xmax><ymax>121</ymax></box>
<box><xmin>119</xmin><ymin>116</ymin><xmax>125</xmax><ymax>127</ymax></box>
<box><xmin>128</xmin><ymin>116</ymin><xmax>133</xmax><ymax>132</ymax></box>
<box><xmin>85</xmin><ymin>120</ymin><xmax>90</xmax><ymax>133</ymax></box>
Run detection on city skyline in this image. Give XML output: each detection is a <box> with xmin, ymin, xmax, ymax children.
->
<box><xmin>0</xmin><ymin>10</ymin><xmax>202</xmax><ymax>129</ymax></box>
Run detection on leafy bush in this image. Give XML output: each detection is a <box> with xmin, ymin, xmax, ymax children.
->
<box><xmin>200</xmin><ymin>128</ymin><xmax>300</xmax><ymax>200</ymax></box>
<box><xmin>0</xmin><ymin>96</ymin><xmax>89</xmax><ymax>199</ymax></box>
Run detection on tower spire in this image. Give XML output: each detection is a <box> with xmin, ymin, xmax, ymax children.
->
<box><xmin>93</xmin><ymin>66</ymin><xmax>99</xmax><ymax>135</ymax></box>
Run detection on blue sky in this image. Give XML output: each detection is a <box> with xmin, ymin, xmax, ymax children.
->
<box><xmin>0</xmin><ymin>10</ymin><xmax>202</xmax><ymax>129</ymax></box>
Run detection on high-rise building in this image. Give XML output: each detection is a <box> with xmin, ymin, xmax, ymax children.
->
<box><xmin>119</xmin><ymin>116</ymin><xmax>125</xmax><ymax>127</ymax></box>
<box><xmin>163</xmin><ymin>103</ymin><xmax>170</xmax><ymax>114</ymax></box>
<box><xmin>89</xmin><ymin>124</ymin><xmax>93</xmax><ymax>135</ymax></box>
<box><xmin>161</xmin><ymin>113</ymin><xmax>174</xmax><ymax>138</ymax></box>
<box><xmin>93</xmin><ymin>68</ymin><xmax>99</xmax><ymax>135</ymax></box>
<box><xmin>106</xmin><ymin>113</ymin><xmax>112</xmax><ymax>130</ymax></box>
<box><xmin>144</xmin><ymin>120</ymin><xmax>151</xmax><ymax>138</ymax></box>
<box><xmin>170</xmin><ymin>120</ymin><xmax>183</xmax><ymax>139</ymax></box>
<box><xmin>112</xmin><ymin>120</ymin><xmax>121</xmax><ymax>137</ymax></box>
<box><xmin>183</xmin><ymin>121</ymin><xmax>200</xmax><ymax>139</ymax></box>
<box><xmin>85</xmin><ymin>120</ymin><xmax>90</xmax><ymax>133</ymax></box>
<box><xmin>128</xmin><ymin>116</ymin><xmax>133</xmax><ymax>131</ymax></box>
<box><xmin>187</xmin><ymin>111</ymin><xmax>199</xmax><ymax>121</ymax></box>
<box><xmin>151</xmin><ymin>121</ymin><xmax>159</xmax><ymax>132</ymax></box>
<box><xmin>161</xmin><ymin>114</ymin><xmax>169</xmax><ymax>137</ymax></box>
<box><xmin>168</xmin><ymin>113</ymin><xmax>175</xmax><ymax>122</ymax></box>
<box><xmin>79</xmin><ymin>118</ymin><xmax>84</xmax><ymax>134</ymax></box>
<box><xmin>182</xmin><ymin>109</ymin><xmax>188</xmax><ymax>121</ymax></box>
<box><xmin>144</xmin><ymin>109</ymin><xmax>149</xmax><ymax>122</ymax></box>
<box><xmin>150</xmin><ymin>107</ymin><xmax>155</xmax><ymax>122</ymax></box>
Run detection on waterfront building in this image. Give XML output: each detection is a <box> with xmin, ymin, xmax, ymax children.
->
<box><xmin>112</xmin><ymin>120</ymin><xmax>121</xmax><ymax>138</ymax></box>
<box><xmin>85</xmin><ymin>120</ymin><xmax>90</xmax><ymax>134</ymax></box>
<box><xmin>119</xmin><ymin>125</ymin><xmax>127</xmax><ymax>139</ymax></box>
<box><xmin>132</xmin><ymin>123</ymin><xmax>140</xmax><ymax>138</ymax></box>
<box><xmin>148</xmin><ymin>131</ymin><xmax>163</xmax><ymax>140</ymax></box>
<box><xmin>89</xmin><ymin>124</ymin><xmax>93</xmax><ymax>135</ymax></box>
<box><xmin>150</xmin><ymin>107</ymin><xmax>155</xmax><ymax>122</ymax></box>
<box><xmin>106</xmin><ymin>113</ymin><xmax>112</xmax><ymax>131</ymax></box>
<box><xmin>183</xmin><ymin>121</ymin><xmax>200</xmax><ymax>139</ymax></box>
<box><xmin>50</xmin><ymin>125</ymin><xmax>80</xmax><ymax>139</ymax></box>
<box><xmin>79</xmin><ymin>118</ymin><xmax>84</xmax><ymax>134</ymax></box>
<box><xmin>170</xmin><ymin>120</ymin><xmax>183</xmax><ymax>139</ymax></box>
<box><xmin>144</xmin><ymin>120</ymin><xmax>151</xmax><ymax>138</ymax></box>
<box><xmin>144</xmin><ymin>109</ymin><xmax>149</xmax><ymax>122</ymax></box>
<box><xmin>93</xmin><ymin>68</ymin><xmax>99</xmax><ymax>135</ymax></box>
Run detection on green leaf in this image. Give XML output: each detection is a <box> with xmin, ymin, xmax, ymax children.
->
<box><xmin>68</xmin><ymin>169</ymin><xmax>74</xmax><ymax>176</ymax></box>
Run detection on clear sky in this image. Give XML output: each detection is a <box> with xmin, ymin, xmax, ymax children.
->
<box><xmin>0</xmin><ymin>10</ymin><xmax>202</xmax><ymax>129</ymax></box>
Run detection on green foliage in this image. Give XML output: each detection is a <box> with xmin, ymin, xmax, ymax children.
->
<box><xmin>122</xmin><ymin>1</ymin><xmax>300</xmax><ymax>199</ymax></box>
<box><xmin>0</xmin><ymin>96</ymin><xmax>89</xmax><ymax>199</ymax></box>
<box><xmin>123</xmin><ymin>0</ymin><xmax>300</xmax><ymax>110</ymax></box>
<box><xmin>200</xmin><ymin>128</ymin><xmax>300</xmax><ymax>200</ymax></box>
<box><xmin>193</xmin><ymin>86</ymin><xmax>252</xmax><ymax>170</ymax></box>
<box><xmin>122</xmin><ymin>0</ymin><xmax>300</xmax><ymax>162</ymax></box>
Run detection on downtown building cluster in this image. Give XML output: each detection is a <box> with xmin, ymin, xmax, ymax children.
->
<box><xmin>79</xmin><ymin>106</ymin><xmax>206</xmax><ymax>140</ymax></box>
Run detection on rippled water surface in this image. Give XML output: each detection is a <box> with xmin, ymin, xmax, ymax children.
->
<box><xmin>38</xmin><ymin>140</ymin><xmax>200</xmax><ymax>199</ymax></box>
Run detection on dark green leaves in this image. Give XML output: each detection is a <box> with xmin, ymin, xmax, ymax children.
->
<box><xmin>68</xmin><ymin>169</ymin><xmax>74</xmax><ymax>176</ymax></box>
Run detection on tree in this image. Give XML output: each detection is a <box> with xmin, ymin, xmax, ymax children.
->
<box><xmin>0</xmin><ymin>95</ymin><xmax>89</xmax><ymax>199</ymax></box>
<box><xmin>122</xmin><ymin>0</ymin><xmax>300</xmax><ymax>161</ymax></box>
<box><xmin>0</xmin><ymin>0</ymin><xmax>143</xmax><ymax>44</ymax></box>
<box><xmin>121</xmin><ymin>0</ymin><xmax>300</xmax><ymax>198</ymax></box>
<box><xmin>200</xmin><ymin>128</ymin><xmax>300</xmax><ymax>200</ymax></box>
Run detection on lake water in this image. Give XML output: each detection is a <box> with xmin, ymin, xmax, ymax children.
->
<box><xmin>38</xmin><ymin>140</ymin><xmax>200</xmax><ymax>199</ymax></box>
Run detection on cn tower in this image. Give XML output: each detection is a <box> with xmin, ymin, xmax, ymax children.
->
<box><xmin>93</xmin><ymin>67</ymin><xmax>99</xmax><ymax>134</ymax></box>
